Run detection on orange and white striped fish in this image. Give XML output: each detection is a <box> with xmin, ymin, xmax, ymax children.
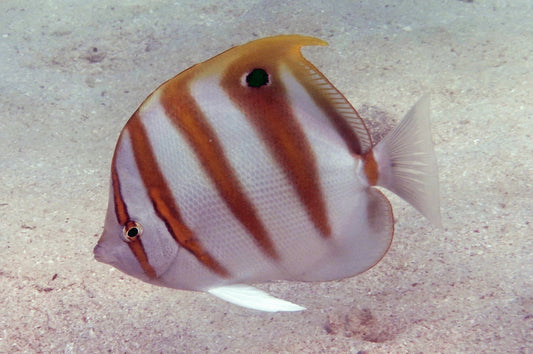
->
<box><xmin>94</xmin><ymin>35</ymin><xmax>441</xmax><ymax>312</ymax></box>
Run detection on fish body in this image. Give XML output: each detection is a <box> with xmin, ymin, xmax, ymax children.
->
<box><xmin>94</xmin><ymin>35</ymin><xmax>440</xmax><ymax>312</ymax></box>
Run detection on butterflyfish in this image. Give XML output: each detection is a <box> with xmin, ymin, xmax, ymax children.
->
<box><xmin>94</xmin><ymin>35</ymin><xmax>441</xmax><ymax>312</ymax></box>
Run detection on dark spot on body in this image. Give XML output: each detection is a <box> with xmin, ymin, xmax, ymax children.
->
<box><xmin>246</xmin><ymin>68</ymin><xmax>269</xmax><ymax>87</ymax></box>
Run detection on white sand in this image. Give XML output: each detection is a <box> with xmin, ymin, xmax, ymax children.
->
<box><xmin>1</xmin><ymin>0</ymin><xmax>531</xmax><ymax>352</ymax></box>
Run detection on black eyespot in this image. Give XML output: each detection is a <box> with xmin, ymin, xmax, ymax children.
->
<box><xmin>245</xmin><ymin>68</ymin><xmax>269</xmax><ymax>88</ymax></box>
<box><xmin>123</xmin><ymin>221</ymin><xmax>143</xmax><ymax>242</ymax></box>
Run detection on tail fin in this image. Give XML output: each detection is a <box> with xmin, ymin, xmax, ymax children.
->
<box><xmin>372</xmin><ymin>95</ymin><xmax>441</xmax><ymax>226</ymax></box>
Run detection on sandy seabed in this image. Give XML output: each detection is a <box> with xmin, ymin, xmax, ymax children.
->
<box><xmin>1</xmin><ymin>0</ymin><xmax>531</xmax><ymax>352</ymax></box>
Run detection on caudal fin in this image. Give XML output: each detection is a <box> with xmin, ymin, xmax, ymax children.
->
<box><xmin>372</xmin><ymin>95</ymin><xmax>441</xmax><ymax>226</ymax></box>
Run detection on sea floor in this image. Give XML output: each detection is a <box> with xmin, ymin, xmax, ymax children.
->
<box><xmin>1</xmin><ymin>0</ymin><xmax>531</xmax><ymax>352</ymax></box>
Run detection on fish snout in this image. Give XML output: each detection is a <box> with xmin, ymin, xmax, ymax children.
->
<box><xmin>93</xmin><ymin>240</ymin><xmax>116</xmax><ymax>265</ymax></box>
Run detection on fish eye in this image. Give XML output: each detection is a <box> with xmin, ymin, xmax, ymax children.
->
<box><xmin>123</xmin><ymin>221</ymin><xmax>143</xmax><ymax>242</ymax></box>
<box><xmin>244</xmin><ymin>68</ymin><xmax>269</xmax><ymax>88</ymax></box>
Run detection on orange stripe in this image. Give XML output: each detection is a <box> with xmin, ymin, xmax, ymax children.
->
<box><xmin>127</xmin><ymin>239</ymin><xmax>157</xmax><ymax>279</ymax></box>
<box><xmin>111</xmin><ymin>153</ymin><xmax>157</xmax><ymax>278</ymax></box>
<box><xmin>111</xmin><ymin>156</ymin><xmax>129</xmax><ymax>226</ymax></box>
<box><xmin>221</xmin><ymin>64</ymin><xmax>332</xmax><ymax>238</ymax></box>
<box><xmin>126</xmin><ymin>114</ymin><xmax>230</xmax><ymax>277</ymax></box>
<box><xmin>363</xmin><ymin>151</ymin><xmax>379</xmax><ymax>186</ymax></box>
<box><xmin>159</xmin><ymin>83</ymin><xmax>280</xmax><ymax>260</ymax></box>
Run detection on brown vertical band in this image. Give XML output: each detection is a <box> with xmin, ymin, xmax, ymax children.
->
<box><xmin>160</xmin><ymin>80</ymin><xmax>280</xmax><ymax>260</ymax></box>
<box><xmin>221</xmin><ymin>63</ymin><xmax>332</xmax><ymax>239</ymax></box>
<box><xmin>127</xmin><ymin>114</ymin><xmax>230</xmax><ymax>277</ymax></box>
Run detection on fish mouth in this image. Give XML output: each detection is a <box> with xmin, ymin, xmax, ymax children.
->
<box><xmin>93</xmin><ymin>242</ymin><xmax>115</xmax><ymax>265</ymax></box>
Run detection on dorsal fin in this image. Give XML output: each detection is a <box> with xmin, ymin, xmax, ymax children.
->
<box><xmin>191</xmin><ymin>35</ymin><xmax>372</xmax><ymax>155</ymax></box>
<box><xmin>251</xmin><ymin>35</ymin><xmax>371</xmax><ymax>155</ymax></box>
<box><xmin>290</xmin><ymin>57</ymin><xmax>372</xmax><ymax>155</ymax></box>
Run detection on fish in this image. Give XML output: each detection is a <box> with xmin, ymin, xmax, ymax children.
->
<box><xmin>94</xmin><ymin>35</ymin><xmax>441</xmax><ymax>312</ymax></box>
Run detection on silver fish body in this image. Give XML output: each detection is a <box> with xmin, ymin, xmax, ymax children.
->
<box><xmin>94</xmin><ymin>35</ymin><xmax>440</xmax><ymax>311</ymax></box>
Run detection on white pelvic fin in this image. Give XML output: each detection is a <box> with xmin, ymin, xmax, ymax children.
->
<box><xmin>373</xmin><ymin>95</ymin><xmax>442</xmax><ymax>227</ymax></box>
<box><xmin>207</xmin><ymin>284</ymin><xmax>306</xmax><ymax>312</ymax></box>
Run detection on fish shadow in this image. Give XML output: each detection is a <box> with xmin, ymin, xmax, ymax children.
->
<box><xmin>357</xmin><ymin>104</ymin><xmax>397</xmax><ymax>145</ymax></box>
